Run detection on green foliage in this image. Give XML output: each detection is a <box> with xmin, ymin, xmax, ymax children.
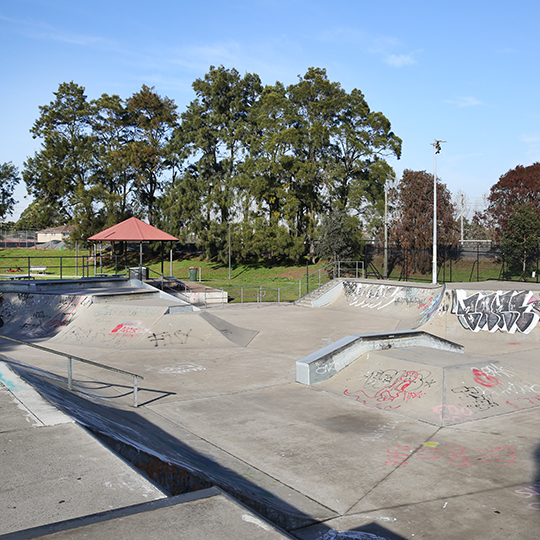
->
<box><xmin>500</xmin><ymin>203</ymin><xmax>540</xmax><ymax>276</ymax></box>
<box><xmin>482</xmin><ymin>162</ymin><xmax>540</xmax><ymax>238</ymax></box>
<box><xmin>315</xmin><ymin>209</ymin><xmax>364</xmax><ymax>263</ymax></box>
<box><xmin>18</xmin><ymin>68</ymin><xmax>401</xmax><ymax>262</ymax></box>
<box><xmin>0</xmin><ymin>162</ymin><xmax>20</xmax><ymax>221</ymax></box>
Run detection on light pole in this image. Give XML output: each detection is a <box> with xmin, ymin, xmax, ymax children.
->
<box><xmin>384</xmin><ymin>183</ymin><xmax>388</xmax><ymax>279</ymax></box>
<box><xmin>431</xmin><ymin>139</ymin><xmax>446</xmax><ymax>284</ymax></box>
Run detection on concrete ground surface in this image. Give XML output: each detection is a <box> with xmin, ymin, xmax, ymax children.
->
<box><xmin>1</xmin><ymin>278</ymin><xmax>540</xmax><ymax>539</ymax></box>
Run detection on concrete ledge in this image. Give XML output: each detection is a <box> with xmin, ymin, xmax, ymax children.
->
<box><xmin>296</xmin><ymin>330</ymin><xmax>464</xmax><ymax>385</ymax></box>
<box><xmin>0</xmin><ymin>488</ymin><xmax>221</xmax><ymax>540</ymax></box>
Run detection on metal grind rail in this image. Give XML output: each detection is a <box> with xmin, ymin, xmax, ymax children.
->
<box><xmin>0</xmin><ymin>334</ymin><xmax>144</xmax><ymax>407</ymax></box>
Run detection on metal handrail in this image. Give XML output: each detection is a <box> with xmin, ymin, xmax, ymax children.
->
<box><xmin>0</xmin><ymin>334</ymin><xmax>144</xmax><ymax>407</ymax></box>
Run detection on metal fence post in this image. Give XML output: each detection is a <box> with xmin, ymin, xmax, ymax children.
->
<box><xmin>68</xmin><ymin>357</ymin><xmax>73</xmax><ymax>390</ymax></box>
<box><xmin>133</xmin><ymin>376</ymin><xmax>138</xmax><ymax>407</ymax></box>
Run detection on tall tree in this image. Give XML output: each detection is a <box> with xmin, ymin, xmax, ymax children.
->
<box><xmin>0</xmin><ymin>162</ymin><xmax>20</xmax><ymax>222</ymax></box>
<box><xmin>170</xmin><ymin>66</ymin><xmax>262</xmax><ymax>261</ymax></box>
<box><xmin>500</xmin><ymin>203</ymin><xmax>540</xmax><ymax>276</ymax></box>
<box><xmin>23</xmin><ymin>81</ymin><xmax>95</xmax><ymax>224</ymax></box>
<box><xmin>482</xmin><ymin>162</ymin><xmax>540</xmax><ymax>237</ymax></box>
<box><xmin>390</xmin><ymin>169</ymin><xmax>458</xmax><ymax>274</ymax></box>
<box><xmin>91</xmin><ymin>93</ymin><xmax>135</xmax><ymax>224</ymax></box>
<box><xmin>125</xmin><ymin>85</ymin><xmax>178</xmax><ymax>225</ymax></box>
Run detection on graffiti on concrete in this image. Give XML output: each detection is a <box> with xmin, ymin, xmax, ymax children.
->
<box><xmin>451</xmin><ymin>385</ymin><xmax>500</xmax><ymax>412</ymax></box>
<box><xmin>471</xmin><ymin>363</ymin><xmax>540</xmax><ymax>400</ymax></box>
<box><xmin>451</xmin><ymin>289</ymin><xmax>540</xmax><ymax>334</ymax></box>
<box><xmin>385</xmin><ymin>443</ymin><xmax>516</xmax><ymax>468</ymax></box>
<box><xmin>344</xmin><ymin>369</ymin><xmax>435</xmax><ymax>410</ymax></box>
<box><xmin>361</xmin><ymin>419</ymin><xmax>401</xmax><ymax>443</ymax></box>
<box><xmin>158</xmin><ymin>364</ymin><xmax>206</xmax><ymax>374</ymax></box>
<box><xmin>433</xmin><ymin>404</ymin><xmax>474</xmax><ymax>424</ymax></box>
<box><xmin>515</xmin><ymin>483</ymin><xmax>540</xmax><ymax>512</ymax></box>
<box><xmin>147</xmin><ymin>329</ymin><xmax>200</xmax><ymax>347</ymax></box>
<box><xmin>0</xmin><ymin>293</ymin><xmax>82</xmax><ymax>337</ymax></box>
<box><xmin>343</xmin><ymin>282</ymin><xmax>441</xmax><ymax>320</ymax></box>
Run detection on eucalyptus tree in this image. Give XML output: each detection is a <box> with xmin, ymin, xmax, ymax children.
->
<box><xmin>170</xmin><ymin>66</ymin><xmax>262</xmax><ymax>261</ymax></box>
<box><xmin>0</xmin><ymin>162</ymin><xmax>20</xmax><ymax>222</ymax></box>
<box><xmin>23</xmin><ymin>81</ymin><xmax>95</xmax><ymax>225</ymax></box>
<box><xmin>91</xmin><ymin>93</ymin><xmax>135</xmax><ymax>223</ymax></box>
<box><xmin>124</xmin><ymin>85</ymin><xmax>178</xmax><ymax>225</ymax></box>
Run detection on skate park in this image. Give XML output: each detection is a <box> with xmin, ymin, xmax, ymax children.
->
<box><xmin>1</xmin><ymin>275</ymin><xmax>540</xmax><ymax>539</ymax></box>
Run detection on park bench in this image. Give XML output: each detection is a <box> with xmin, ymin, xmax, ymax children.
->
<box><xmin>30</xmin><ymin>267</ymin><xmax>47</xmax><ymax>274</ymax></box>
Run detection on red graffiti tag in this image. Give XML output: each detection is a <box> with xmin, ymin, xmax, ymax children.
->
<box><xmin>345</xmin><ymin>370</ymin><xmax>425</xmax><ymax>410</ymax></box>
<box><xmin>472</xmin><ymin>368</ymin><xmax>499</xmax><ymax>387</ymax></box>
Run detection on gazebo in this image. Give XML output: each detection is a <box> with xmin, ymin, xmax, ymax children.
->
<box><xmin>88</xmin><ymin>217</ymin><xmax>178</xmax><ymax>278</ymax></box>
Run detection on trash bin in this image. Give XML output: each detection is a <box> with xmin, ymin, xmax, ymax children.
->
<box><xmin>189</xmin><ymin>267</ymin><xmax>198</xmax><ymax>281</ymax></box>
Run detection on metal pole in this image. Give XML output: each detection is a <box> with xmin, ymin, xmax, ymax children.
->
<box><xmin>460</xmin><ymin>193</ymin><xmax>464</xmax><ymax>243</ymax></box>
<box><xmin>432</xmin><ymin>140</ymin><xmax>446</xmax><ymax>284</ymax></box>
<box><xmin>228</xmin><ymin>222</ymin><xmax>231</xmax><ymax>280</ymax></box>
<box><xmin>133</xmin><ymin>376</ymin><xmax>138</xmax><ymax>408</ymax></box>
<box><xmin>433</xmin><ymin>147</ymin><xmax>437</xmax><ymax>284</ymax></box>
<box><xmin>384</xmin><ymin>184</ymin><xmax>388</xmax><ymax>279</ymax></box>
<box><xmin>68</xmin><ymin>357</ymin><xmax>73</xmax><ymax>390</ymax></box>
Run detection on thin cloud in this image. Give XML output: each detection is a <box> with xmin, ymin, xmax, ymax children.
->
<box><xmin>445</xmin><ymin>96</ymin><xmax>483</xmax><ymax>107</ymax></box>
<box><xmin>384</xmin><ymin>53</ymin><xmax>417</xmax><ymax>67</ymax></box>
<box><xmin>1</xmin><ymin>13</ymin><xmax>112</xmax><ymax>48</ymax></box>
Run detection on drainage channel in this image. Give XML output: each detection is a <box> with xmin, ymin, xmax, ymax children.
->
<box><xmin>90</xmin><ymin>430</ymin><xmax>214</xmax><ymax>496</ymax></box>
<box><xmin>88</xmin><ymin>429</ymin><xmax>313</xmax><ymax>533</ymax></box>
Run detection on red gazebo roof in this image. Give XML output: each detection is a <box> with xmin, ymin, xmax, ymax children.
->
<box><xmin>88</xmin><ymin>217</ymin><xmax>178</xmax><ymax>242</ymax></box>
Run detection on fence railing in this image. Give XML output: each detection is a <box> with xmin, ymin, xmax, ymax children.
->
<box><xmin>217</xmin><ymin>261</ymin><xmax>365</xmax><ymax>305</ymax></box>
<box><xmin>0</xmin><ymin>255</ymin><xmax>132</xmax><ymax>280</ymax></box>
<box><xmin>0</xmin><ymin>334</ymin><xmax>144</xmax><ymax>407</ymax></box>
<box><xmin>364</xmin><ymin>245</ymin><xmax>540</xmax><ymax>284</ymax></box>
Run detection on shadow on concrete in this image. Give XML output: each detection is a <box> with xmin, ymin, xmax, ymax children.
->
<box><xmin>7</xmin><ymin>359</ymin><xmax>408</xmax><ymax>539</ymax></box>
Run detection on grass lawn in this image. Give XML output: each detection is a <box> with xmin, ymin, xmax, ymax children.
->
<box><xmin>2</xmin><ymin>248</ymin><xmax>537</xmax><ymax>303</ymax></box>
<box><xmin>0</xmin><ymin>248</ymin><xmax>335</xmax><ymax>301</ymax></box>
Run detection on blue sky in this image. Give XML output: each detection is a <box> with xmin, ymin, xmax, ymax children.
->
<box><xmin>2</xmin><ymin>0</ymin><xmax>540</xmax><ymax>220</ymax></box>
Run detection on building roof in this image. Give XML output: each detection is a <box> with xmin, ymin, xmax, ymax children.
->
<box><xmin>88</xmin><ymin>217</ymin><xmax>178</xmax><ymax>242</ymax></box>
<box><xmin>37</xmin><ymin>225</ymin><xmax>75</xmax><ymax>234</ymax></box>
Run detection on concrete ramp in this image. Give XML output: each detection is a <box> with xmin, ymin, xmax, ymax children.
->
<box><xmin>0</xmin><ymin>291</ymin><xmax>93</xmax><ymax>340</ymax></box>
<box><xmin>0</xmin><ymin>289</ymin><xmax>257</xmax><ymax>350</ymax></box>
<box><xmin>419</xmin><ymin>283</ymin><xmax>540</xmax><ymax>342</ymax></box>
<box><xmin>320</xmin><ymin>280</ymin><xmax>445</xmax><ymax>330</ymax></box>
<box><xmin>317</xmin><ymin>346</ymin><xmax>540</xmax><ymax>426</ymax></box>
<box><xmin>51</xmin><ymin>305</ymin><xmax>258</xmax><ymax>350</ymax></box>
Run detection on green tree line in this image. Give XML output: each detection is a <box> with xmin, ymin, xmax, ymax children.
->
<box><xmin>13</xmin><ymin>66</ymin><xmax>401</xmax><ymax>263</ymax></box>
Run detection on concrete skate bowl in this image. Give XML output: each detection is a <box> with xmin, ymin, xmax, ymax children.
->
<box><xmin>419</xmin><ymin>284</ymin><xmax>540</xmax><ymax>343</ymax></box>
<box><xmin>319</xmin><ymin>280</ymin><xmax>445</xmax><ymax>331</ymax></box>
<box><xmin>0</xmin><ymin>290</ymin><xmax>258</xmax><ymax>350</ymax></box>
<box><xmin>0</xmin><ymin>291</ymin><xmax>93</xmax><ymax>341</ymax></box>
<box><xmin>315</xmin><ymin>346</ymin><xmax>540</xmax><ymax>426</ymax></box>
